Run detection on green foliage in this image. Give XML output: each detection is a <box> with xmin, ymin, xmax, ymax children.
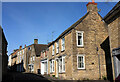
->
<box><xmin>102</xmin><ymin>76</ymin><xmax>107</xmax><ymax>80</ymax></box>
<box><xmin>52</xmin><ymin>75</ymin><xmax>55</xmax><ymax>77</ymax></box>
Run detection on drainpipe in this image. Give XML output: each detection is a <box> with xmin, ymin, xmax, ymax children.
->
<box><xmin>94</xmin><ymin>29</ymin><xmax>101</xmax><ymax>79</ymax></box>
<box><xmin>97</xmin><ymin>47</ymin><xmax>101</xmax><ymax>79</ymax></box>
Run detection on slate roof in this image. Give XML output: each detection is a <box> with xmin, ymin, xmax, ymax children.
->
<box><xmin>33</xmin><ymin>44</ymin><xmax>48</xmax><ymax>56</ymax></box>
<box><xmin>103</xmin><ymin>1</ymin><xmax>120</xmax><ymax>24</ymax></box>
<box><xmin>48</xmin><ymin>12</ymin><xmax>89</xmax><ymax>46</ymax></box>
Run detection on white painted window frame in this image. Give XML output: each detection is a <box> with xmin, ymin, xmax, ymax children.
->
<box><xmin>76</xmin><ymin>31</ymin><xmax>84</xmax><ymax>47</ymax></box>
<box><xmin>33</xmin><ymin>56</ymin><xmax>35</xmax><ymax>61</ymax></box>
<box><xmin>45</xmin><ymin>62</ymin><xmax>47</xmax><ymax>72</ymax></box>
<box><xmin>23</xmin><ymin>55</ymin><xmax>24</xmax><ymax>61</ymax></box>
<box><xmin>20</xmin><ymin>50</ymin><xmax>22</xmax><ymax>55</ymax></box>
<box><xmin>61</xmin><ymin>37</ymin><xmax>65</xmax><ymax>51</ymax></box>
<box><xmin>77</xmin><ymin>54</ymin><xmax>85</xmax><ymax>69</ymax></box>
<box><xmin>56</xmin><ymin>41</ymin><xmax>59</xmax><ymax>54</ymax></box>
<box><xmin>20</xmin><ymin>56</ymin><xmax>21</xmax><ymax>62</ymax></box>
<box><xmin>18</xmin><ymin>52</ymin><xmax>19</xmax><ymax>56</ymax></box>
<box><xmin>23</xmin><ymin>49</ymin><xmax>24</xmax><ymax>54</ymax></box>
<box><xmin>59</xmin><ymin>57</ymin><xmax>62</xmax><ymax>73</ymax></box>
<box><xmin>50</xmin><ymin>60</ymin><xmax>52</xmax><ymax>73</ymax></box>
<box><xmin>31</xmin><ymin>57</ymin><xmax>32</xmax><ymax>63</ymax></box>
<box><xmin>52</xmin><ymin>44</ymin><xmax>55</xmax><ymax>56</ymax></box>
<box><xmin>62</xmin><ymin>56</ymin><xmax>65</xmax><ymax>72</ymax></box>
<box><xmin>17</xmin><ymin>57</ymin><xmax>19</xmax><ymax>63</ymax></box>
<box><xmin>52</xmin><ymin>60</ymin><xmax>55</xmax><ymax>72</ymax></box>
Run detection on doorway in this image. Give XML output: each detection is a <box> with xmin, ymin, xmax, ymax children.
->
<box><xmin>100</xmin><ymin>37</ymin><xmax>113</xmax><ymax>81</ymax></box>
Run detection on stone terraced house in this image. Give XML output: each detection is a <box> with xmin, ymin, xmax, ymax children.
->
<box><xmin>26</xmin><ymin>40</ymin><xmax>48</xmax><ymax>73</ymax></box>
<box><xmin>9</xmin><ymin>1</ymin><xmax>120</xmax><ymax>81</ymax></box>
<box><xmin>40</xmin><ymin>1</ymin><xmax>112</xmax><ymax>80</ymax></box>
<box><xmin>40</xmin><ymin>47</ymin><xmax>49</xmax><ymax>75</ymax></box>
<box><xmin>103</xmin><ymin>1</ymin><xmax>120</xmax><ymax>80</ymax></box>
<box><xmin>10</xmin><ymin>39</ymin><xmax>48</xmax><ymax>74</ymax></box>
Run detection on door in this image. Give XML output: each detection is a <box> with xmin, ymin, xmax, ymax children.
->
<box><xmin>41</xmin><ymin>62</ymin><xmax>44</xmax><ymax>75</ymax></box>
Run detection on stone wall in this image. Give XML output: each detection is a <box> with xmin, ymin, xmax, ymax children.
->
<box><xmin>71</xmin><ymin>11</ymin><xmax>108</xmax><ymax>80</ymax></box>
<box><xmin>108</xmin><ymin>16</ymin><xmax>120</xmax><ymax>79</ymax></box>
<box><xmin>48</xmin><ymin>31</ymin><xmax>73</xmax><ymax>79</ymax></box>
<box><xmin>108</xmin><ymin>17</ymin><xmax>120</xmax><ymax>51</ymax></box>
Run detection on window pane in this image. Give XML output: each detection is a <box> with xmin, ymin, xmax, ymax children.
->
<box><xmin>77</xmin><ymin>32</ymin><xmax>83</xmax><ymax>46</ymax></box>
<box><xmin>78</xmin><ymin>56</ymin><xmax>84</xmax><ymax>69</ymax></box>
<box><xmin>78</xmin><ymin>36</ymin><xmax>82</xmax><ymax>45</ymax></box>
<box><xmin>63</xmin><ymin>58</ymin><xmax>65</xmax><ymax>71</ymax></box>
<box><xmin>53</xmin><ymin>61</ymin><xmax>54</xmax><ymax>71</ymax></box>
<box><xmin>59</xmin><ymin>58</ymin><xmax>62</xmax><ymax>73</ymax></box>
<box><xmin>78</xmin><ymin>63</ymin><xmax>80</xmax><ymax>68</ymax></box>
<box><xmin>78</xmin><ymin>33</ymin><xmax>82</xmax><ymax>36</ymax></box>
<box><xmin>52</xmin><ymin>44</ymin><xmax>54</xmax><ymax>55</ymax></box>
<box><xmin>80</xmin><ymin>63</ymin><xmax>81</xmax><ymax>68</ymax></box>
<box><xmin>61</xmin><ymin>38</ymin><xmax>65</xmax><ymax>51</ymax></box>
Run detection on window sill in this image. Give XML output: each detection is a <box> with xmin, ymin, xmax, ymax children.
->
<box><xmin>59</xmin><ymin>72</ymin><xmax>66</xmax><ymax>74</ymax></box>
<box><xmin>77</xmin><ymin>68</ymin><xmax>86</xmax><ymax>70</ymax></box>
<box><xmin>61</xmin><ymin>50</ymin><xmax>65</xmax><ymax>52</ymax></box>
<box><xmin>77</xmin><ymin>45</ymin><xmax>84</xmax><ymax>48</ymax></box>
<box><xmin>56</xmin><ymin>53</ymin><xmax>59</xmax><ymax>55</ymax></box>
<box><xmin>50</xmin><ymin>72</ymin><xmax>55</xmax><ymax>74</ymax></box>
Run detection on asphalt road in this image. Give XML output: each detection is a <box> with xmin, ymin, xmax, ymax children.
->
<box><xmin>2</xmin><ymin>72</ymin><xmax>51</xmax><ymax>82</ymax></box>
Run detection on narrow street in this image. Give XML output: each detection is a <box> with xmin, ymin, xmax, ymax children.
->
<box><xmin>2</xmin><ymin>71</ymin><xmax>51</xmax><ymax>82</ymax></box>
<box><xmin>2</xmin><ymin>71</ymin><xmax>111</xmax><ymax>82</ymax></box>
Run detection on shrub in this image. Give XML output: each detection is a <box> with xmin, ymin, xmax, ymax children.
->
<box><xmin>52</xmin><ymin>75</ymin><xmax>55</xmax><ymax>77</ymax></box>
<box><xmin>102</xmin><ymin>76</ymin><xmax>107</xmax><ymax>80</ymax></box>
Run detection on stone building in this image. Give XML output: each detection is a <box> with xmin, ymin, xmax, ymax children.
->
<box><xmin>103</xmin><ymin>1</ymin><xmax>120</xmax><ymax>80</ymax></box>
<box><xmin>26</xmin><ymin>39</ymin><xmax>48</xmax><ymax>73</ymax></box>
<box><xmin>10</xmin><ymin>49</ymin><xmax>19</xmax><ymax>71</ymax></box>
<box><xmin>41</xmin><ymin>1</ymin><xmax>110</xmax><ymax>80</ymax></box>
<box><xmin>40</xmin><ymin>48</ymin><xmax>49</xmax><ymax>75</ymax></box>
<box><xmin>0</xmin><ymin>26</ymin><xmax>8</xmax><ymax>81</ymax></box>
<box><xmin>10</xmin><ymin>39</ymin><xmax>48</xmax><ymax>74</ymax></box>
<box><xmin>8</xmin><ymin>54</ymin><xmax>12</xmax><ymax>67</ymax></box>
<box><xmin>16</xmin><ymin>46</ymin><xmax>25</xmax><ymax>72</ymax></box>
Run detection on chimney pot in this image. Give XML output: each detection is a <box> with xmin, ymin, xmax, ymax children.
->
<box><xmin>86</xmin><ymin>1</ymin><xmax>98</xmax><ymax>12</ymax></box>
<box><xmin>34</xmin><ymin>39</ymin><xmax>38</xmax><ymax>44</ymax></box>
<box><xmin>24</xmin><ymin>44</ymin><xmax>26</xmax><ymax>48</ymax></box>
<box><xmin>19</xmin><ymin>46</ymin><xmax>22</xmax><ymax>49</ymax></box>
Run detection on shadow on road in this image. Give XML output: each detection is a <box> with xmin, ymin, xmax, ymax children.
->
<box><xmin>2</xmin><ymin>71</ymin><xmax>51</xmax><ymax>82</ymax></box>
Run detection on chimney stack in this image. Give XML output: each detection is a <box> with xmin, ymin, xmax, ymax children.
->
<box><xmin>24</xmin><ymin>44</ymin><xmax>26</xmax><ymax>48</ymax></box>
<box><xmin>19</xmin><ymin>46</ymin><xmax>22</xmax><ymax>49</ymax></box>
<box><xmin>34</xmin><ymin>39</ymin><xmax>38</xmax><ymax>44</ymax></box>
<box><xmin>86</xmin><ymin>0</ymin><xmax>98</xmax><ymax>12</ymax></box>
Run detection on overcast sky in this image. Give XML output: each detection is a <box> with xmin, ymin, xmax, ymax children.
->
<box><xmin>2</xmin><ymin>2</ymin><xmax>117</xmax><ymax>55</ymax></box>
